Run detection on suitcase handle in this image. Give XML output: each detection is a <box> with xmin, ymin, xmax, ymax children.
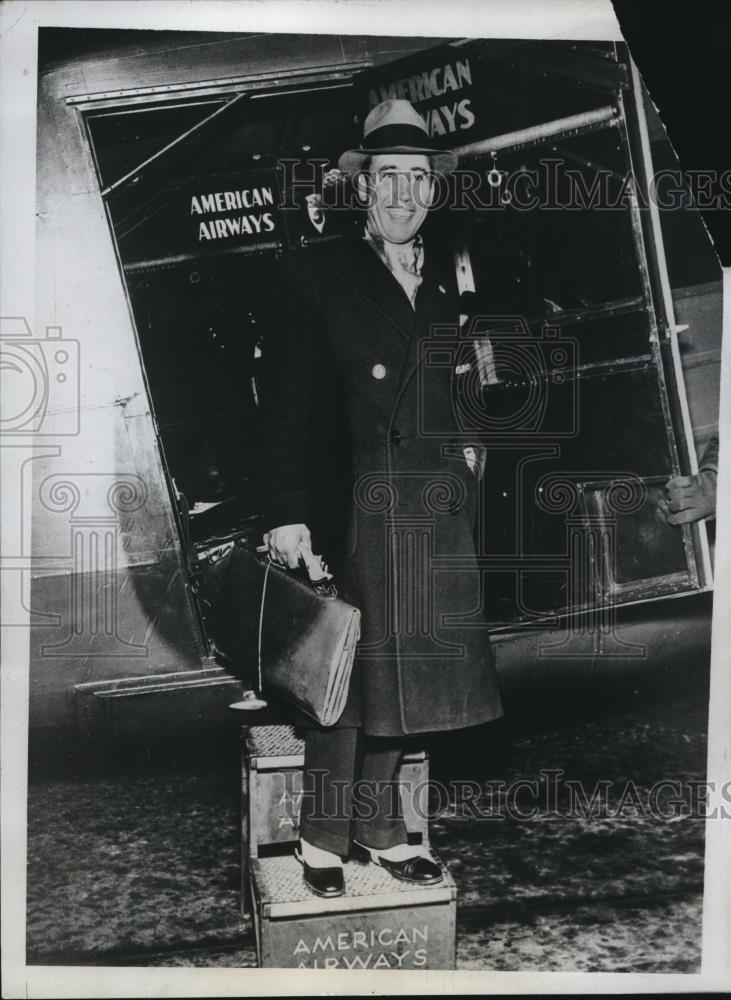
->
<box><xmin>255</xmin><ymin>543</ymin><xmax>337</xmax><ymax>599</ymax></box>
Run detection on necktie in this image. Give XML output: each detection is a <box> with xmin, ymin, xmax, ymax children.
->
<box><xmin>364</xmin><ymin>230</ymin><xmax>424</xmax><ymax>307</ymax></box>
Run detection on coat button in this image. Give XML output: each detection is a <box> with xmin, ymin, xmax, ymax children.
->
<box><xmin>372</xmin><ymin>364</ymin><xmax>387</xmax><ymax>380</ymax></box>
<box><xmin>390</xmin><ymin>428</ymin><xmax>401</xmax><ymax>445</ymax></box>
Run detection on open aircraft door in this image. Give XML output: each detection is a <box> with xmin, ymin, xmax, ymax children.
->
<box><xmin>349</xmin><ymin>40</ymin><xmax>713</xmax><ymax>632</ymax></box>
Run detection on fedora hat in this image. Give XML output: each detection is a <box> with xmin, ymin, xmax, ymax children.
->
<box><xmin>338</xmin><ymin>99</ymin><xmax>458</xmax><ymax>177</ymax></box>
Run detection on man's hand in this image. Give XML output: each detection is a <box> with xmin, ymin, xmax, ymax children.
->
<box><xmin>265</xmin><ymin>523</ymin><xmax>312</xmax><ymax>569</ymax></box>
<box><xmin>658</xmin><ymin>470</ymin><xmax>717</xmax><ymax>525</ymax></box>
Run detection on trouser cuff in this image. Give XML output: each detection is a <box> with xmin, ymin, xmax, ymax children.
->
<box><xmin>299</xmin><ymin>821</ymin><xmax>351</xmax><ymax>857</ymax></box>
<box><xmin>353</xmin><ymin>821</ymin><xmax>408</xmax><ymax>851</ymax></box>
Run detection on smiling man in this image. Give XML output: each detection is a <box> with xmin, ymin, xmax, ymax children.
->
<box><xmin>258</xmin><ymin>100</ymin><xmax>503</xmax><ymax>898</ymax></box>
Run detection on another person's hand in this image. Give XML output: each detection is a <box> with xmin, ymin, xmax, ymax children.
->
<box><xmin>658</xmin><ymin>470</ymin><xmax>717</xmax><ymax>525</ymax></box>
<box><xmin>265</xmin><ymin>523</ymin><xmax>312</xmax><ymax>569</ymax></box>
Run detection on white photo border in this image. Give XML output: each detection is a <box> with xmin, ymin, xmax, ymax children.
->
<box><xmin>1</xmin><ymin>1</ymin><xmax>728</xmax><ymax>996</ymax></box>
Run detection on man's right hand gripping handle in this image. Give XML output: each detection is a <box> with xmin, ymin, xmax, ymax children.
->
<box><xmin>265</xmin><ymin>523</ymin><xmax>312</xmax><ymax>570</ymax></box>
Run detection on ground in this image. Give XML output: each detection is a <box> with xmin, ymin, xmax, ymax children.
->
<box><xmin>26</xmin><ymin>659</ymin><xmax>708</xmax><ymax>971</ymax></box>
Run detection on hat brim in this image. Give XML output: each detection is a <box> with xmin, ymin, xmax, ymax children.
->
<box><xmin>337</xmin><ymin>146</ymin><xmax>458</xmax><ymax>177</ymax></box>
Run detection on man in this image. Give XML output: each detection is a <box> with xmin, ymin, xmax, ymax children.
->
<box><xmin>259</xmin><ymin>100</ymin><xmax>503</xmax><ymax>897</ymax></box>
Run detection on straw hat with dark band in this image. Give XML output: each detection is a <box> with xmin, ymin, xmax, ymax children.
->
<box><xmin>338</xmin><ymin>99</ymin><xmax>459</xmax><ymax>177</ymax></box>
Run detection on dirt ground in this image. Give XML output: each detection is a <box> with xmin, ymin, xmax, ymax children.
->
<box><xmin>26</xmin><ymin>661</ymin><xmax>709</xmax><ymax>972</ymax></box>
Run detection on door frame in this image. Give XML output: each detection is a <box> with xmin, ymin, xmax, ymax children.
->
<box><xmin>72</xmin><ymin>60</ymin><xmax>372</xmax><ymax>656</ymax></box>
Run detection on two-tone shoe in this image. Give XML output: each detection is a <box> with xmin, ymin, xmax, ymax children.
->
<box><xmin>352</xmin><ymin>841</ymin><xmax>443</xmax><ymax>885</ymax></box>
<box><xmin>294</xmin><ymin>843</ymin><xmax>345</xmax><ymax>898</ymax></box>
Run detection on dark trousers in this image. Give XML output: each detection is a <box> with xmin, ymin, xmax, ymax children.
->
<box><xmin>299</xmin><ymin>727</ymin><xmax>408</xmax><ymax>856</ymax></box>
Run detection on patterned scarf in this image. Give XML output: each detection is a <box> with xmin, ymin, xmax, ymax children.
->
<box><xmin>364</xmin><ymin>228</ymin><xmax>424</xmax><ymax>308</ymax></box>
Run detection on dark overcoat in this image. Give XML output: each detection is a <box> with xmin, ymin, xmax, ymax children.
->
<box><xmin>258</xmin><ymin>235</ymin><xmax>503</xmax><ymax>736</ymax></box>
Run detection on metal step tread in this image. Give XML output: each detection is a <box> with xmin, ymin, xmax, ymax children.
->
<box><xmin>245</xmin><ymin>724</ymin><xmax>426</xmax><ymax>768</ymax></box>
<box><xmin>251</xmin><ymin>852</ymin><xmax>455</xmax><ymax>918</ymax></box>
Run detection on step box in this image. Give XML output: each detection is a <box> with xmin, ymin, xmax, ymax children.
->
<box><xmin>249</xmin><ymin>853</ymin><xmax>456</xmax><ymax>969</ymax></box>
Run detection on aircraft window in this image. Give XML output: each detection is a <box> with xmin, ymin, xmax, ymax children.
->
<box><xmin>597</xmin><ymin>481</ymin><xmax>693</xmax><ymax>592</ymax></box>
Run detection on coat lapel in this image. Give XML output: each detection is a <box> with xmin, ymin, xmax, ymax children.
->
<box><xmin>327</xmin><ymin>238</ymin><xmax>418</xmax><ymax>343</ymax></box>
<box><xmin>390</xmin><ymin>255</ymin><xmax>457</xmax><ymax>421</ymax></box>
<box><xmin>322</xmin><ymin>236</ymin><xmax>458</xmax><ymax>422</ymax></box>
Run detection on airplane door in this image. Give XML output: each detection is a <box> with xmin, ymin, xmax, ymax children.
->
<box><xmin>351</xmin><ymin>39</ymin><xmax>713</xmax><ymax>627</ymax></box>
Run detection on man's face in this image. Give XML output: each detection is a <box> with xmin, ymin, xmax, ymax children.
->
<box><xmin>363</xmin><ymin>153</ymin><xmax>434</xmax><ymax>244</ymax></box>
